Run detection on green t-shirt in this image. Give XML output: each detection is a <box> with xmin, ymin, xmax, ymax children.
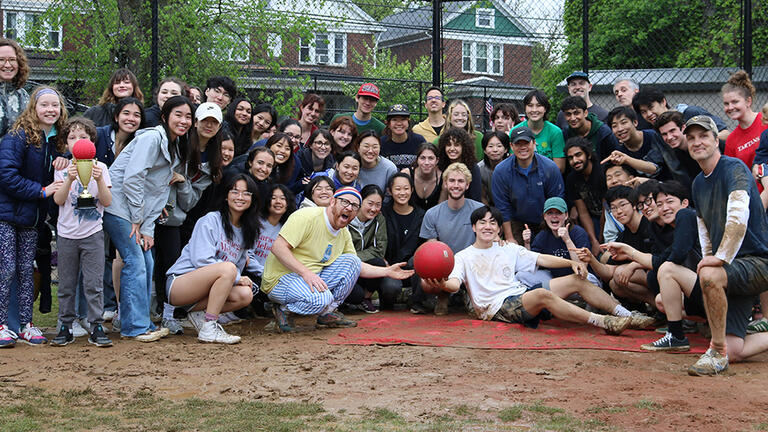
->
<box><xmin>331</xmin><ymin>112</ymin><xmax>385</xmax><ymax>135</ymax></box>
<box><xmin>512</xmin><ymin>121</ymin><xmax>565</xmax><ymax>159</ymax></box>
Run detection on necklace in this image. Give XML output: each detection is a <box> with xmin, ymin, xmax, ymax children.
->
<box><xmin>415</xmin><ymin>169</ymin><xmax>436</xmax><ymax>196</ymax></box>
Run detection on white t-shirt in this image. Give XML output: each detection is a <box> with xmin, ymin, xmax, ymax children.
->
<box><xmin>448</xmin><ymin>243</ymin><xmax>539</xmax><ymax>320</ymax></box>
<box><xmin>55</xmin><ymin>160</ymin><xmax>111</xmax><ymax>240</ymax></box>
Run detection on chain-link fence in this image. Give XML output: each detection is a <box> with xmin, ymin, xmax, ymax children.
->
<box><xmin>1</xmin><ymin>0</ymin><xmax>764</xmax><ymax>129</ymax></box>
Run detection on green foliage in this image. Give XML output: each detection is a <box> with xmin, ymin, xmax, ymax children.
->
<box><xmin>41</xmin><ymin>0</ymin><xmax>321</xmax><ymax>110</ymax></box>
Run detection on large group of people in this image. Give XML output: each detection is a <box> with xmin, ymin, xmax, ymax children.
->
<box><xmin>1</xmin><ymin>37</ymin><xmax>768</xmax><ymax>377</ymax></box>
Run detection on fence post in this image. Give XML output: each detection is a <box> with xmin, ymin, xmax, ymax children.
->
<box><xmin>151</xmin><ymin>0</ymin><xmax>158</xmax><ymax>91</ymax></box>
<box><xmin>743</xmin><ymin>0</ymin><xmax>752</xmax><ymax>76</ymax></box>
<box><xmin>432</xmin><ymin>0</ymin><xmax>442</xmax><ymax>87</ymax></box>
<box><xmin>582</xmin><ymin>0</ymin><xmax>589</xmax><ymax>74</ymax></box>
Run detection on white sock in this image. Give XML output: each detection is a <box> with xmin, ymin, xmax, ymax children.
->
<box><xmin>162</xmin><ymin>303</ymin><xmax>175</xmax><ymax>320</ymax></box>
<box><xmin>588</xmin><ymin>313</ymin><xmax>607</xmax><ymax>329</ymax></box>
<box><xmin>613</xmin><ymin>305</ymin><xmax>631</xmax><ymax>317</ymax></box>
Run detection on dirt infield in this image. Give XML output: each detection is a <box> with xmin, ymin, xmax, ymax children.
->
<box><xmin>2</xmin><ymin>312</ymin><xmax>767</xmax><ymax>431</ymax></box>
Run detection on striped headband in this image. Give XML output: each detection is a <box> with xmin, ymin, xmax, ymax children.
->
<box><xmin>333</xmin><ymin>187</ymin><xmax>361</xmax><ymax>203</ymax></box>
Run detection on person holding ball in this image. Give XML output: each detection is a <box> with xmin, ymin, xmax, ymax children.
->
<box><xmin>422</xmin><ymin>206</ymin><xmax>633</xmax><ymax>334</ymax></box>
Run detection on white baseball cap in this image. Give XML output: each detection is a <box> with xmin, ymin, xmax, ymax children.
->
<box><xmin>195</xmin><ymin>102</ymin><xmax>222</xmax><ymax>123</ymax></box>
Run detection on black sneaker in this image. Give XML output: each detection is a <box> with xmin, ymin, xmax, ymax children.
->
<box><xmin>88</xmin><ymin>324</ymin><xmax>113</xmax><ymax>347</ymax></box>
<box><xmin>359</xmin><ymin>298</ymin><xmax>379</xmax><ymax>314</ymax></box>
<box><xmin>51</xmin><ymin>325</ymin><xmax>74</xmax><ymax>346</ymax></box>
<box><xmin>410</xmin><ymin>303</ymin><xmax>428</xmax><ymax>314</ymax></box>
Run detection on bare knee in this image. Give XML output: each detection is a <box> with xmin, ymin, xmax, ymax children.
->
<box><xmin>531</xmin><ymin>288</ymin><xmax>556</xmax><ymax>307</ymax></box>
<box><xmin>655</xmin><ymin>294</ymin><xmax>665</xmax><ymax>314</ymax></box>
<box><xmin>230</xmin><ymin>284</ymin><xmax>253</xmax><ymax>305</ymax></box>
<box><xmin>657</xmin><ymin>261</ymin><xmax>675</xmax><ymax>278</ymax></box>
<box><xmin>698</xmin><ymin>267</ymin><xmax>726</xmax><ymax>293</ymax></box>
<box><xmin>218</xmin><ymin>262</ymin><xmax>239</xmax><ymax>282</ymax></box>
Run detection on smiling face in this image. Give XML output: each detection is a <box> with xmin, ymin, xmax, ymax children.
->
<box><xmin>608</xmin><ymin>198</ymin><xmax>634</xmax><ymax>225</ymax></box>
<box><xmin>445</xmin><ymin>138</ymin><xmax>463</xmax><ymax>162</ymax></box>
<box><xmin>249</xmin><ymin>151</ymin><xmax>275</xmax><ymax>181</ymax></box>
<box><xmin>566</xmin><ymin>146</ymin><xmax>589</xmax><ymax>172</ymax></box>
<box><xmin>269</xmin><ymin>188</ymin><xmax>287</xmax><ymax>218</ymax></box>
<box><xmin>685</xmin><ymin>125</ymin><xmax>719</xmax><ymax>163</ymax></box>
<box><xmin>605</xmin><ymin>165</ymin><xmax>633</xmax><ymax>188</ymax></box>
<box><xmin>227</xmin><ymin>179</ymin><xmax>252</xmax><ymax>215</ymax></box>
<box><xmin>723</xmin><ymin>91</ymin><xmax>751</xmax><ymax>122</ymax></box>
<box><xmin>331</xmin><ymin>124</ymin><xmax>354</xmax><ymax>150</ymax></box>
<box><xmin>492</xmin><ymin>111</ymin><xmax>514</xmax><ymax>133</ymax></box>
<box><xmin>444</xmin><ymin>170</ymin><xmax>469</xmax><ymax>200</ymax></box>
<box><xmin>357</xmin><ymin>136</ymin><xmax>380</xmax><ymax>166</ymax></box>
<box><xmin>511</xmin><ymin>139</ymin><xmax>534</xmax><ymax>163</ymax></box>
<box><xmin>357</xmin><ymin>193</ymin><xmax>383</xmax><ymax>222</ymax></box>
<box><xmin>197</xmin><ymin>117</ymin><xmax>221</xmax><ymax>140</ymax></box>
<box><xmin>636</xmin><ymin>194</ymin><xmax>659</xmax><ymax>221</ymax></box>
<box><xmin>328</xmin><ymin>195</ymin><xmax>360</xmax><ymax>229</ymax></box>
<box><xmin>234</xmin><ymin>101</ymin><xmax>252</xmax><ymax>126</ymax></box>
<box><xmin>205</xmin><ymin>86</ymin><xmax>231</xmax><ymax>110</ymax></box>
<box><xmin>253</xmin><ymin>111</ymin><xmax>272</xmax><ymax>135</ymax></box>
<box><xmin>66</xmin><ymin>125</ymin><xmax>90</xmax><ymax>153</ymax></box>
<box><xmin>389</xmin><ymin>176</ymin><xmax>412</xmax><ymax>207</ymax></box>
<box><xmin>157</xmin><ymin>81</ymin><xmax>182</xmax><ymax>108</ymax></box>
<box><xmin>165</xmin><ymin>104</ymin><xmax>193</xmax><ymax>140</ymax></box>
<box><xmin>637</xmin><ymin>100</ymin><xmax>666</xmax><ymax>124</ymax></box>
<box><xmin>311</xmin><ymin>180</ymin><xmax>334</xmax><ymax>206</ymax></box>
<box><xmin>112</xmin><ymin>78</ymin><xmax>134</xmax><ymax>99</ymax></box>
<box><xmin>116</xmin><ymin>103</ymin><xmax>141</xmax><ymax>134</ymax></box>
<box><xmin>472</xmin><ymin>211</ymin><xmax>500</xmax><ymax>243</ymax></box>
<box><xmin>283</xmin><ymin>124</ymin><xmax>302</xmax><ymax>151</ymax></box>
<box><xmin>269</xmin><ymin>137</ymin><xmax>292</xmax><ymax>165</ymax></box>
<box><xmin>0</xmin><ymin>45</ymin><xmax>19</xmax><ymax>82</ymax></box>
<box><xmin>450</xmin><ymin>104</ymin><xmax>469</xmax><ymax>129</ymax></box>
<box><xmin>417</xmin><ymin>148</ymin><xmax>437</xmax><ymax>174</ymax></box>
<box><xmin>310</xmin><ymin>134</ymin><xmax>332</xmax><ymax>160</ymax></box>
<box><xmin>36</xmin><ymin>93</ymin><xmax>61</xmax><ymax>129</ymax></box>
<box><xmin>564</xmin><ymin>108</ymin><xmax>587</xmax><ymax>130</ymax></box>
<box><xmin>656</xmin><ymin>192</ymin><xmax>688</xmax><ymax>225</ymax></box>
<box><xmin>658</xmin><ymin>121</ymin><xmax>685</xmax><ymax>150</ymax></box>
<box><xmin>425</xmin><ymin>89</ymin><xmax>445</xmax><ymax>114</ymax></box>
<box><xmin>610</xmin><ymin>114</ymin><xmax>637</xmax><ymax>144</ymax></box>
<box><xmin>300</xmin><ymin>102</ymin><xmax>321</xmax><ymax>124</ymax></box>
<box><xmin>356</xmin><ymin>95</ymin><xmax>378</xmax><ymax>115</ymax></box>
<box><xmin>567</xmin><ymin>78</ymin><xmax>591</xmax><ymax>98</ymax></box>
<box><xmin>188</xmin><ymin>88</ymin><xmax>203</xmax><ymax>104</ymax></box>
<box><xmin>336</xmin><ymin>156</ymin><xmax>360</xmax><ymax>185</ymax></box>
<box><xmin>484</xmin><ymin>136</ymin><xmax>506</xmax><ymax>163</ymax></box>
<box><xmin>543</xmin><ymin>208</ymin><xmax>566</xmax><ymax>232</ymax></box>
<box><xmin>525</xmin><ymin>96</ymin><xmax>546</xmax><ymax>122</ymax></box>
<box><xmin>220</xmin><ymin>139</ymin><xmax>235</xmax><ymax>166</ymax></box>
<box><xmin>387</xmin><ymin>116</ymin><xmax>410</xmax><ymax>136</ymax></box>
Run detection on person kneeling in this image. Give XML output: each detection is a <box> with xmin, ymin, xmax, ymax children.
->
<box><xmin>423</xmin><ymin>206</ymin><xmax>632</xmax><ymax>334</ymax></box>
<box><xmin>165</xmin><ymin>174</ymin><xmax>262</xmax><ymax>344</ymax></box>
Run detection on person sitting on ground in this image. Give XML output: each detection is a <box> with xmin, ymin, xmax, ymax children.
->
<box><xmin>513</xmin><ymin>90</ymin><xmax>566</xmax><ymax>173</ymax></box>
<box><xmin>380</xmin><ymin>104</ymin><xmax>426</xmax><ymax>170</ymax></box>
<box><xmin>261</xmin><ymin>187</ymin><xmax>413</xmax><ymax>332</ymax></box>
<box><xmin>423</xmin><ymin>206</ymin><xmax>632</xmax><ymax>334</ymax></box>
<box><xmin>476</xmin><ymin>131</ymin><xmax>510</xmax><ymax>207</ymax></box>
<box><xmin>492</xmin><ymin>127</ymin><xmax>564</xmax><ymax>245</ymax></box>
<box><xmin>331</xmin><ymin>83</ymin><xmax>385</xmax><ymax>135</ymax></box>
<box><xmin>632</xmin><ymin>87</ymin><xmax>729</xmax><ymax>142</ymax></box>
<box><xmin>165</xmin><ymin>173</ymin><xmax>260</xmax><ymax>344</ymax></box>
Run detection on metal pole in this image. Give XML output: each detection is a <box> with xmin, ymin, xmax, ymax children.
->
<box><xmin>743</xmin><ymin>0</ymin><xmax>752</xmax><ymax>76</ymax></box>
<box><xmin>151</xmin><ymin>0</ymin><xmax>159</xmax><ymax>91</ymax></box>
<box><xmin>582</xmin><ymin>0</ymin><xmax>589</xmax><ymax>73</ymax></box>
<box><xmin>432</xmin><ymin>0</ymin><xmax>441</xmax><ymax>87</ymax></box>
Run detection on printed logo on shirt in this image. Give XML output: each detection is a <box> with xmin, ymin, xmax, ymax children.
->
<box><xmin>502</xmin><ymin>265</ymin><xmax>512</xmax><ymax>279</ymax></box>
<box><xmin>321</xmin><ymin>243</ymin><xmax>333</xmax><ymax>263</ymax></box>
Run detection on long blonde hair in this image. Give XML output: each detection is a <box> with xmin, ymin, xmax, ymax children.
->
<box><xmin>445</xmin><ymin>99</ymin><xmax>475</xmax><ymax>135</ymax></box>
<box><xmin>11</xmin><ymin>86</ymin><xmax>69</xmax><ymax>147</ymax></box>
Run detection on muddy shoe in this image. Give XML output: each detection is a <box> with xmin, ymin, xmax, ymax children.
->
<box><xmin>603</xmin><ymin>315</ymin><xmax>631</xmax><ymax>335</ymax></box>
<box><xmin>629</xmin><ymin>311</ymin><xmax>656</xmax><ymax>329</ymax></box>
<box><xmin>272</xmin><ymin>304</ymin><xmax>295</xmax><ymax>333</ymax></box>
<box><xmin>434</xmin><ymin>293</ymin><xmax>450</xmax><ymax>316</ymax></box>
<box><xmin>316</xmin><ymin>311</ymin><xmax>357</xmax><ymax>328</ymax></box>
<box><xmin>688</xmin><ymin>348</ymin><xmax>728</xmax><ymax>376</ymax></box>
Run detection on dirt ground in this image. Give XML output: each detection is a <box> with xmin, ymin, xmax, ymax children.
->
<box><xmin>2</xmin><ymin>312</ymin><xmax>767</xmax><ymax>431</ymax></box>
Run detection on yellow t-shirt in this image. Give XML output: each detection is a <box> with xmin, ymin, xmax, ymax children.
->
<box><xmin>261</xmin><ymin>207</ymin><xmax>356</xmax><ymax>293</ymax></box>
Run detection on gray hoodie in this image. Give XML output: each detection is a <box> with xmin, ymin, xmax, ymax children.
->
<box><xmin>0</xmin><ymin>82</ymin><xmax>29</xmax><ymax>138</ymax></box>
<box><xmin>106</xmin><ymin>125</ymin><xmax>181</xmax><ymax>237</ymax></box>
<box><xmin>162</xmin><ymin>160</ymin><xmax>213</xmax><ymax>227</ymax></box>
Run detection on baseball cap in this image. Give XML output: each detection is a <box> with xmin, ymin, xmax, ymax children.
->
<box><xmin>566</xmin><ymin>71</ymin><xmax>590</xmax><ymax>84</ymax></box>
<box><xmin>683</xmin><ymin>115</ymin><xmax>718</xmax><ymax>134</ymax></box>
<box><xmin>511</xmin><ymin>127</ymin><xmax>535</xmax><ymax>144</ymax></box>
<box><xmin>195</xmin><ymin>102</ymin><xmax>223</xmax><ymax>123</ymax></box>
<box><xmin>357</xmin><ymin>83</ymin><xmax>380</xmax><ymax>100</ymax></box>
<box><xmin>386</xmin><ymin>104</ymin><xmax>410</xmax><ymax>119</ymax></box>
<box><xmin>543</xmin><ymin>197</ymin><xmax>568</xmax><ymax>214</ymax></box>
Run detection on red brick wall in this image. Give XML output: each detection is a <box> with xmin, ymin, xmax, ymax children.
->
<box><xmin>442</xmin><ymin>39</ymin><xmax>532</xmax><ymax>86</ymax></box>
<box><xmin>388</xmin><ymin>38</ymin><xmax>432</xmax><ymax>67</ymax></box>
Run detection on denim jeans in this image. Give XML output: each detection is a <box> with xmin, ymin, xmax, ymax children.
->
<box><xmin>102</xmin><ymin>213</ymin><xmax>154</xmax><ymax>337</ymax></box>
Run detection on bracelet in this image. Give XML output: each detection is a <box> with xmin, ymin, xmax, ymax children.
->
<box><xmin>41</xmin><ymin>188</ymin><xmax>46</xmax><ymax>198</ymax></box>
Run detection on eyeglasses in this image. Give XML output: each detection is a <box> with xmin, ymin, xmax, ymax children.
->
<box><xmin>635</xmin><ymin>196</ymin><xmax>655</xmax><ymax>211</ymax></box>
<box><xmin>337</xmin><ymin>197</ymin><xmax>360</xmax><ymax>211</ymax></box>
<box><xmin>313</xmin><ymin>140</ymin><xmax>331</xmax><ymax>148</ymax></box>
<box><xmin>426</xmin><ymin>95</ymin><xmax>443</xmax><ymax>102</ymax></box>
<box><xmin>0</xmin><ymin>57</ymin><xmax>18</xmax><ymax>65</ymax></box>
<box><xmin>229</xmin><ymin>189</ymin><xmax>253</xmax><ymax>198</ymax></box>
<box><xmin>285</xmin><ymin>133</ymin><xmax>301</xmax><ymax>141</ymax></box>
<box><xmin>609</xmin><ymin>201</ymin><xmax>633</xmax><ymax>213</ymax></box>
<box><xmin>209</xmin><ymin>87</ymin><xmax>231</xmax><ymax>101</ymax></box>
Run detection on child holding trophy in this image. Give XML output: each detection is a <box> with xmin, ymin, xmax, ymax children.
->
<box><xmin>51</xmin><ymin>117</ymin><xmax>113</xmax><ymax>347</ymax></box>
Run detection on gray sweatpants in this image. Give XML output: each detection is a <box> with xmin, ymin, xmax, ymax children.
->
<box><xmin>57</xmin><ymin>231</ymin><xmax>105</xmax><ymax>326</ymax></box>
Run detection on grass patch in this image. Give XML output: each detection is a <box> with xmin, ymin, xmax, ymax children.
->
<box><xmin>633</xmin><ymin>399</ymin><xmax>663</xmax><ymax>411</ymax></box>
<box><xmin>587</xmin><ymin>404</ymin><xmax>628</xmax><ymax>414</ymax></box>
<box><xmin>754</xmin><ymin>422</ymin><xmax>768</xmax><ymax>431</ymax></box>
<box><xmin>498</xmin><ymin>406</ymin><xmax>523</xmax><ymax>422</ymax></box>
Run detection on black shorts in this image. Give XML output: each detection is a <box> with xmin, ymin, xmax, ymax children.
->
<box><xmin>493</xmin><ymin>282</ymin><xmax>550</xmax><ymax>328</ymax></box>
<box><xmin>684</xmin><ymin>279</ymin><xmax>706</xmax><ymax>319</ymax></box>
<box><xmin>722</xmin><ymin>255</ymin><xmax>768</xmax><ymax>338</ymax></box>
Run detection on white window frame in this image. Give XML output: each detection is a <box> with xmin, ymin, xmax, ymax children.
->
<box><xmin>299</xmin><ymin>32</ymin><xmax>347</xmax><ymax>67</ymax></box>
<box><xmin>462</xmin><ymin>41</ymin><xmax>502</xmax><ymax>76</ymax></box>
<box><xmin>475</xmin><ymin>8</ymin><xmax>495</xmax><ymax>29</ymax></box>
<box><xmin>3</xmin><ymin>10</ymin><xmax>62</xmax><ymax>51</ymax></box>
<box><xmin>267</xmin><ymin>33</ymin><xmax>282</xmax><ymax>58</ymax></box>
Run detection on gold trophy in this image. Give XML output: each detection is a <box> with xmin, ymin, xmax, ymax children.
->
<box><xmin>72</xmin><ymin>139</ymin><xmax>97</xmax><ymax>209</ymax></box>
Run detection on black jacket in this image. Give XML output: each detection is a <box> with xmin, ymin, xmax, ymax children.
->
<box><xmin>382</xmin><ymin>202</ymin><xmax>425</xmax><ymax>265</ymax></box>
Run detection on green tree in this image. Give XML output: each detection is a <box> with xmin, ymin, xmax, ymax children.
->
<box><xmin>39</xmin><ymin>0</ymin><xmax>321</xmax><ymax>111</ymax></box>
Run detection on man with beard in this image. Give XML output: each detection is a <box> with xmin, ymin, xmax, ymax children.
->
<box><xmin>262</xmin><ymin>187</ymin><xmax>413</xmax><ymax>332</ymax></box>
<box><xmin>565</xmin><ymin>137</ymin><xmax>606</xmax><ymax>255</ymax></box>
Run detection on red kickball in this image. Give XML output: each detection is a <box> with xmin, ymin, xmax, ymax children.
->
<box><xmin>72</xmin><ymin>139</ymin><xmax>96</xmax><ymax>160</ymax></box>
<box><xmin>414</xmin><ymin>241</ymin><xmax>455</xmax><ymax>281</ymax></box>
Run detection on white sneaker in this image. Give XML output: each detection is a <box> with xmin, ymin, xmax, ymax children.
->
<box><xmin>186</xmin><ymin>311</ymin><xmax>206</xmax><ymax>332</ymax></box>
<box><xmin>218</xmin><ymin>312</ymin><xmax>245</xmax><ymax>325</ymax></box>
<box><xmin>102</xmin><ymin>310</ymin><xmax>116</xmax><ymax>322</ymax></box>
<box><xmin>197</xmin><ymin>320</ymin><xmax>241</xmax><ymax>344</ymax></box>
<box><xmin>72</xmin><ymin>320</ymin><xmax>88</xmax><ymax>338</ymax></box>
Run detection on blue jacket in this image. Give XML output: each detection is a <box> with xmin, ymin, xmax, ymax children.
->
<box><xmin>0</xmin><ymin>128</ymin><xmax>60</xmax><ymax>227</ymax></box>
<box><xmin>95</xmin><ymin>125</ymin><xmax>116</xmax><ymax>166</ymax></box>
<box><xmin>491</xmin><ymin>153</ymin><xmax>564</xmax><ymax>225</ymax></box>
